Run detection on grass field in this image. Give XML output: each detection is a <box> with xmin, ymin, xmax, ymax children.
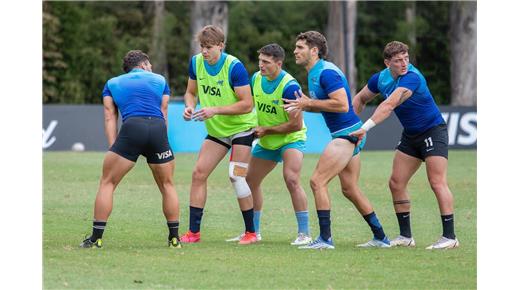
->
<box><xmin>43</xmin><ymin>150</ymin><xmax>476</xmax><ymax>289</ymax></box>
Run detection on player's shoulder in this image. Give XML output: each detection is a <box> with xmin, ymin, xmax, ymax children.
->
<box><xmin>401</xmin><ymin>70</ymin><xmax>421</xmax><ymax>82</ymax></box>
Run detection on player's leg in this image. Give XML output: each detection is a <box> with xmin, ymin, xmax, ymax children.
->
<box><xmin>338</xmin><ymin>155</ymin><xmax>390</xmax><ymax>247</ymax></box>
<box><xmin>243</xmin><ymin>155</ymin><xmax>277</xmax><ymax>240</ymax></box>
<box><xmin>148</xmin><ymin>160</ymin><xmax>181</xmax><ymax>247</ymax></box>
<box><xmin>229</xmin><ymin>142</ymin><xmax>258</xmax><ymax>244</ymax></box>
<box><xmin>425</xmin><ymin>155</ymin><xmax>459</xmax><ymax>249</ymax></box>
<box><xmin>300</xmin><ymin>139</ymin><xmax>354</xmax><ymax>250</ymax></box>
<box><xmin>144</xmin><ymin>118</ymin><xmax>181</xmax><ymax>247</ymax></box>
<box><xmin>80</xmin><ymin>151</ymin><xmax>135</xmax><ymax>248</ymax></box>
<box><xmin>281</xmin><ymin>147</ymin><xmax>311</xmax><ymax>245</ymax></box>
<box><xmin>420</xmin><ymin>124</ymin><xmax>458</xmax><ymax>249</ymax></box>
<box><xmin>181</xmin><ymin>138</ymin><xmax>228</xmax><ymax>243</ymax></box>
<box><xmin>80</xmin><ymin>118</ymin><xmax>146</xmax><ymax>248</ymax></box>
<box><xmin>388</xmin><ymin>150</ymin><xmax>421</xmax><ymax>246</ymax></box>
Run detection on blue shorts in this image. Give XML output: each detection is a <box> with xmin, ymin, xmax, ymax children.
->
<box><xmin>252</xmin><ymin>140</ymin><xmax>306</xmax><ymax>163</ymax></box>
<box><xmin>331</xmin><ymin>121</ymin><xmax>366</xmax><ymax>156</ymax></box>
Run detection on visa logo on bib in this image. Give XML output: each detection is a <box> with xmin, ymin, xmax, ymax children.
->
<box><xmin>202</xmin><ymin>85</ymin><xmax>221</xmax><ymax>97</ymax></box>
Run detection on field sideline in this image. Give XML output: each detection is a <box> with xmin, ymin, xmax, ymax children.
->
<box><xmin>43</xmin><ymin>150</ymin><xmax>476</xmax><ymax>289</ymax></box>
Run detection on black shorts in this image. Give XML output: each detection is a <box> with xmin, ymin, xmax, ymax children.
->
<box><xmin>110</xmin><ymin>116</ymin><xmax>174</xmax><ymax>164</ymax></box>
<box><xmin>206</xmin><ymin>128</ymin><xmax>255</xmax><ymax>150</ymax></box>
<box><xmin>396</xmin><ymin>124</ymin><xmax>448</xmax><ymax>161</ymax></box>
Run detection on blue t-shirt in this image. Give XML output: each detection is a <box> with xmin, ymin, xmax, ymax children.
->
<box><xmin>102</xmin><ymin>68</ymin><xmax>170</xmax><ymax>122</ymax></box>
<box><xmin>250</xmin><ymin>70</ymin><xmax>301</xmax><ymax>100</ymax></box>
<box><xmin>188</xmin><ymin>52</ymin><xmax>249</xmax><ymax>88</ymax></box>
<box><xmin>367</xmin><ymin>63</ymin><xmax>444</xmax><ymax>135</ymax></box>
<box><xmin>307</xmin><ymin>59</ymin><xmax>360</xmax><ymax>133</ymax></box>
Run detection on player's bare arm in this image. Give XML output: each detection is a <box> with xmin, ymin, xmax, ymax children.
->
<box><xmin>352</xmin><ymin>85</ymin><xmax>378</xmax><ymax>115</ymax></box>
<box><xmin>161</xmin><ymin>95</ymin><xmax>169</xmax><ymax>127</ymax></box>
<box><xmin>283</xmin><ymin>88</ymin><xmax>348</xmax><ymax>113</ymax></box>
<box><xmin>183</xmin><ymin>78</ymin><xmax>198</xmax><ymax>120</ymax></box>
<box><xmin>192</xmin><ymin>84</ymin><xmax>253</xmax><ymax>120</ymax></box>
<box><xmin>255</xmin><ymin>108</ymin><xmax>303</xmax><ymax>138</ymax></box>
<box><xmin>349</xmin><ymin>87</ymin><xmax>412</xmax><ymax>143</ymax></box>
<box><xmin>103</xmin><ymin>96</ymin><xmax>118</xmax><ymax>147</ymax></box>
<box><xmin>368</xmin><ymin>87</ymin><xmax>412</xmax><ymax>124</ymax></box>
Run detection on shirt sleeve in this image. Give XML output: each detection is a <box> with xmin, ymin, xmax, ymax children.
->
<box><xmin>230</xmin><ymin>61</ymin><xmax>250</xmax><ymax>87</ymax></box>
<box><xmin>282</xmin><ymin>81</ymin><xmax>301</xmax><ymax>100</ymax></box>
<box><xmin>398</xmin><ymin>72</ymin><xmax>420</xmax><ymax>92</ymax></box>
<box><xmin>163</xmin><ymin>81</ymin><xmax>171</xmax><ymax>96</ymax></box>
<box><xmin>188</xmin><ymin>56</ymin><xmax>196</xmax><ymax>80</ymax></box>
<box><xmin>102</xmin><ymin>82</ymin><xmax>111</xmax><ymax>97</ymax></box>
<box><xmin>367</xmin><ymin>72</ymin><xmax>380</xmax><ymax>94</ymax></box>
<box><xmin>320</xmin><ymin>69</ymin><xmax>344</xmax><ymax>95</ymax></box>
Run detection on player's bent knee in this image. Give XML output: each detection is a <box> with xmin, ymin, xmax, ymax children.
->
<box><xmin>309</xmin><ymin>177</ymin><xmax>324</xmax><ymax>192</ymax></box>
<box><xmin>429</xmin><ymin>180</ymin><xmax>448</xmax><ymax>195</ymax></box>
<box><xmin>388</xmin><ymin>177</ymin><xmax>405</xmax><ymax>193</ymax></box>
<box><xmin>192</xmin><ymin>168</ymin><xmax>209</xmax><ymax>183</ymax></box>
<box><xmin>229</xmin><ymin>161</ymin><xmax>251</xmax><ymax>198</ymax></box>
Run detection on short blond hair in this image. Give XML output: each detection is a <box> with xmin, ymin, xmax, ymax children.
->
<box><xmin>197</xmin><ymin>25</ymin><xmax>225</xmax><ymax>47</ymax></box>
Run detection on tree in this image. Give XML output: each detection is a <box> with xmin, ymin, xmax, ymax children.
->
<box><xmin>405</xmin><ymin>1</ymin><xmax>417</xmax><ymax>64</ymax></box>
<box><xmin>450</xmin><ymin>1</ymin><xmax>477</xmax><ymax>106</ymax></box>
<box><xmin>345</xmin><ymin>1</ymin><xmax>357</xmax><ymax>95</ymax></box>
<box><xmin>189</xmin><ymin>1</ymin><xmax>229</xmax><ymax>56</ymax></box>
<box><xmin>326</xmin><ymin>1</ymin><xmax>357</xmax><ymax>95</ymax></box>
<box><xmin>43</xmin><ymin>2</ymin><xmax>67</xmax><ymax>103</ymax></box>
<box><xmin>150</xmin><ymin>0</ymin><xmax>168</xmax><ymax>79</ymax></box>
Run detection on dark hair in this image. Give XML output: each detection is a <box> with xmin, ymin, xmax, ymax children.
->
<box><xmin>296</xmin><ymin>31</ymin><xmax>328</xmax><ymax>59</ymax></box>
<box><xmin>383</xmin><ymin>41</ymin><xmax>409</xmax><ymax>60</ymax></box>
<box><xmin>122</xmin><ymin>50</ymin><xmax>149</xmax><ymax>73</ymax></box>
<box><xmin>257</xmin><ymin>43</ymin><xmax>285</xmax><ymax>61</ymax></box>
<box><xmin>197</xmin><ymin>25</ymin><xmax>226</xmax><ymax>47</ymax></box>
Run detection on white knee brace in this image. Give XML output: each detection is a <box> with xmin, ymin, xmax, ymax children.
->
<box><xmin>229</xmin><ymin>161</ymin><xmax>251</xmax><ymax>199</ymax></box>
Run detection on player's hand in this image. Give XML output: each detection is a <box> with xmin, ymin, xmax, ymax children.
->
<box><xmin>254</xmin><ymin>126</ymin><xmax>267</xmax><ymax>138</ymax></box>
<box><xmin>349</xmin><ymin>128</ymin><xmax>366</xmax><ymax>146</ymax></box>
<box><xmin>192</xmin><ymin>107</ymin><xmax>217</xmax><ymax>121</ymax></box>
<box><xmin>283</xmin><ymin>90</ymin><xmax>310</xmax><ymax>113</ymax></box>
<box><xmin>183</xmin><ymin>106</ymin><xmax>194</xmax><ymax>121</ymax></box>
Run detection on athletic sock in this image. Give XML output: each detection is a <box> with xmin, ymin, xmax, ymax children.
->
<box><xmin>253</xmin><ymin>211</ymin><xmax>262</xmax><ymax>235</ymax></box>
<box><xmin>317</xmin><ymin>210</ymin><xmax>331</xmax><ymax>241</ymax></box>
<box><xmin>90</xmin><ymin>220</ymin><xmax>106</xmax><ymax>242</ymax></box>
<box><xmin>167</xmin><ymin>221</ymin><xmax>179</xmax><ymax>240</ymax></box>
<box><xmin>242</xmin><ymin>208</ymin><xmax>255</xmax><ymax>233</ymax></box>
<box><xmin>363</xmin><ymin>212</ymin><xmax>386</xmax><ymax>241</ymax></box>
<box><xmin>189</xmin><ymin>206</ymin><xmax>204</xmax><ymax>233</ymax></box>
<box><xmin>441</xmin><ymin>214</ymin><xmax>456</xmax><ymax>239</ymax></box>
<box><xmin>295</xmin><ymin>210</ymin><xmax>309</xmax><ymax>235</ymax></box>
<box><xmin>396</xmin><ymin>212</ymin><xmax>412</xmax><ymax>238</ymax></box>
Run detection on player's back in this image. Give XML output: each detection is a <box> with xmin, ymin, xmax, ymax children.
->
<box><xmin>105</xmin><ymin>69</ymin><xmax>168</xmax><ymax>122</ymax></box>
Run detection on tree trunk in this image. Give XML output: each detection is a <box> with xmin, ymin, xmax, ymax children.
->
<box><xmin>190</xmin><ymin>1</ymin><xmax>229</xmax><ymax>56</ymax></box>
<box><xmin>405</xmin><ymin>1</ymin><xmax>417</xmax><ymax>64</ymax></box>
<box><xmin>150</xmin><ymin>0</ymin><xmax>168</xmax><ymax>79</ymax></box>
<box><xmin>325</xmin><ymin>1</ymin><xmax>346</xmax><ymax>72</ymax></box>
<box><xmin>345</xmin><ymin>1</ymin><xmax>357</xmax><ymax>96</ymax></box>
<box><xmin>326</xmin><ymin>1</ymin><xmax>357</xmax><ymax>96</ymax></box>
<box><xmin>450</xmin><ymin>1</ymin><xmax>477</xmax><ymax>106</ymax></box>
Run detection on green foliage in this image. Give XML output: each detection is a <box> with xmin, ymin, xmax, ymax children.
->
<box><xmin>43</xmin><ymin>151</ymin><xmax>476</xmax><ymax>289</ymax></box>
<box><xmin>227</xmin><ymin>1</ymin><xmax>328</xmax><ymax>92</ymax></box>
<box><xmin>43</xmin><ymin>1</ymin><xmax>453</xmax><ymax>104</ymax></box>
<box><xmin>356</xmin><ymin>1</ymin><xmax>451</xmax><ymax>105</ymax></box>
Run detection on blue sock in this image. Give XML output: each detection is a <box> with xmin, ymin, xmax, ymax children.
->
<box><xmin>189</xmin><ymin>206</ymin><xmax>203</xmax><ymax>233</ymax></box>
<box><xmin>295</xmin><ymin>211</ymin><xmax>309</xmax><ymax>235</ymax></box>
<box><xmin>253</xmin><ymin>211</ymin><xmax>261</xmax><ymax>234</ymax></box>
<box><xmin>363</xmin><ymin>211</ymin><xmax>386</xmax><ymax>241</ymax></box>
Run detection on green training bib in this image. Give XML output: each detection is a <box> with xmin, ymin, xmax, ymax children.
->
<box><xmin>195</xmin><ymin>54</ymin><xmax>257</xmax><ymax>137</ymax></box>
<box><xmin>253</xmin><ymin>71</ymin><xmax>306</xmax><ymax>150</ymax></box>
